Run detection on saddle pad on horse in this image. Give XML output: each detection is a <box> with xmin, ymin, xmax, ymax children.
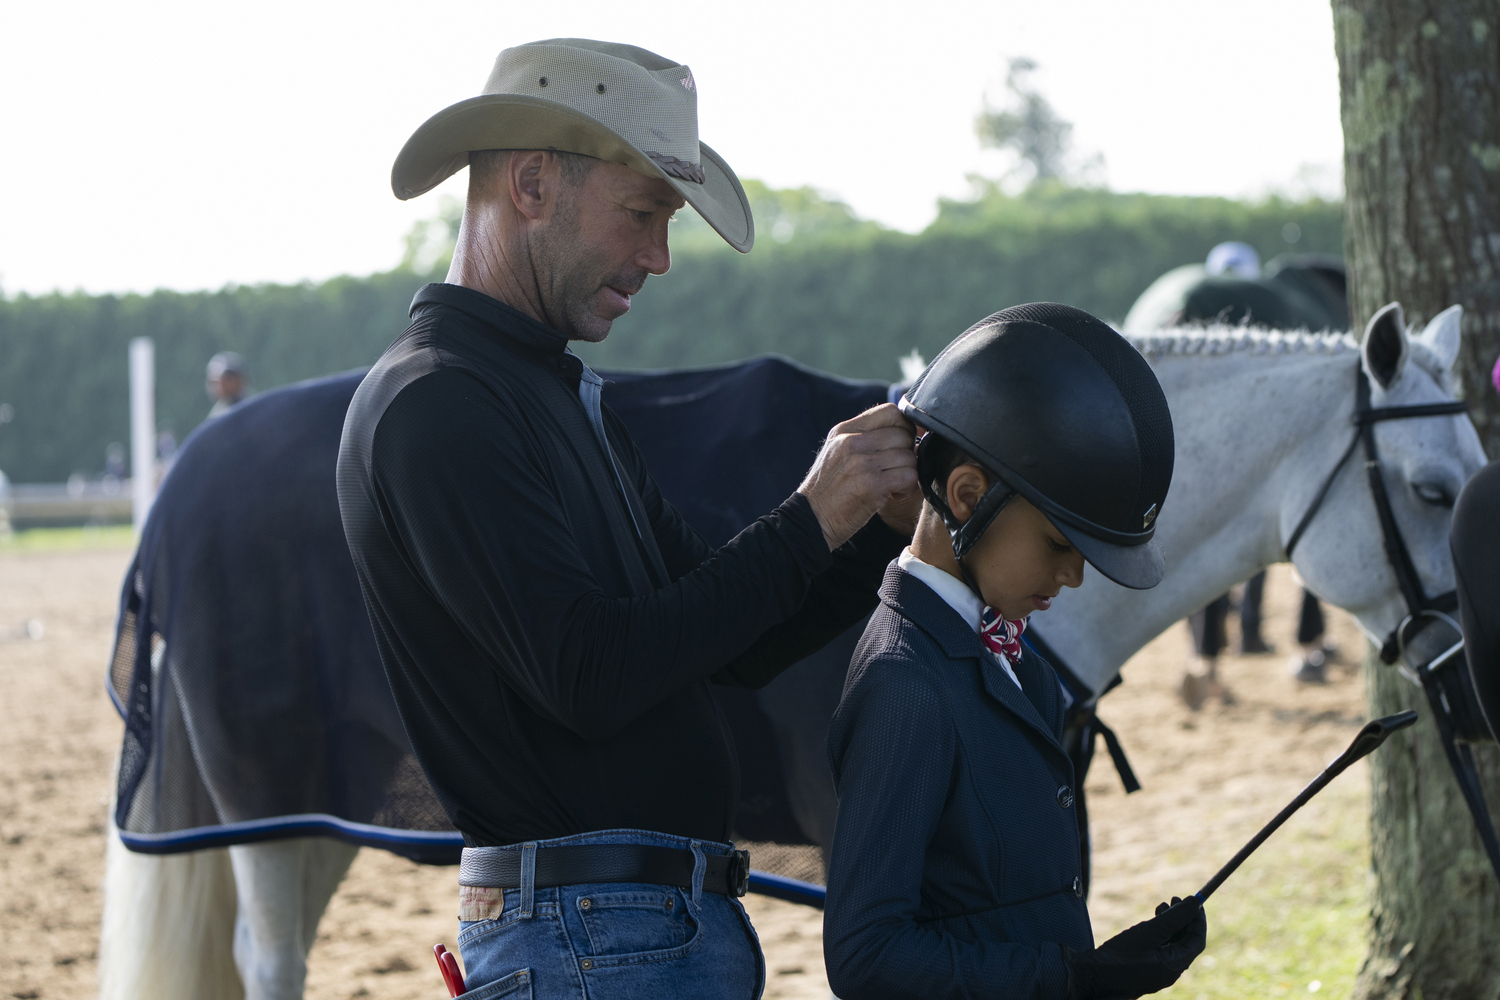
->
<box><xmin>108</xmin><ymin>356</ymin><xmax>888</xmax><ymax>867</ymax></box>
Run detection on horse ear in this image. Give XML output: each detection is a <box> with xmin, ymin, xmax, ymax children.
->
<box><xmin>1415</xmin><ymin>304</ymin><xmax>1464</xmax><ymax>373</ymax></box>
<box><xmin>1362</xmin><ymin>302</ymin><xmax>1408</xmax><ymax>389</ymax></box>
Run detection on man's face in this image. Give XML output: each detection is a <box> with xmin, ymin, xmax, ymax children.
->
<box><xmin>530</xmin><ymin>161</ymin><xmax>684</xmax><ymax>342</ymax></box>
<box><xmin>207</xmin><ymin>371</ymin><xmax>243</xmax><ymax>401</ymax></box>
<box><xmin>218</xmin><ymin>372</ymin><xmax>244</xmax><ymax>401</ymax></box>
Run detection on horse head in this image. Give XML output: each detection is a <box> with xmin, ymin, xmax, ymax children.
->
<box><xmin>1286</xmin><ymin>302</ymin><xmax>1486</xmax><ymax>658</ymax></box>
<box><xmin>1030</xmin><ymin>307</ymin><xmax>1486</xmax><ymax>697</ymax></box>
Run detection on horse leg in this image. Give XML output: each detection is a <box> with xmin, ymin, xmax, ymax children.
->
<box><xmin>229</xmin><ymin>837</ymin><xmax>358</xmax><ymax>1000</ymax></box>
<box><xmin>99</xmin><ymin>821</ymin><xmax>243</xmax><ymax>1000</ymax></box>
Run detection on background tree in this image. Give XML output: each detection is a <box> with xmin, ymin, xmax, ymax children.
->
<box><xmin>0</xmin><ymin>186</ymin><xmax>1340</xmax><ymax>484</ymax></box>
<box><xmin>399</xmin><ymin>195</ymin><xmax>463</xmax><ymax>274</ymax></box>
<box><xmin>1333</xmin><ymin>1</ymin><xmax>1500</xmax><ymax>997</ymax></box>
<box><xmin>975</xmin><ymin>58</ymin><xmax>1096</xmax><ymax>186</ymax></box>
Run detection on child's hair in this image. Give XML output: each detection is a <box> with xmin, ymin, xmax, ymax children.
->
<box><xmin>919</xmin><ymin>433</ymin><xmax>988</xmax><ymax>499</ymax></box>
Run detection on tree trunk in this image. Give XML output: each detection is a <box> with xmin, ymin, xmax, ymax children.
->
<box><xmin>1333</xmin><ymin>2</ymin><xmax>1500</xmax><ymax>997</ymax></box>
<box><xmin>1335</xmin><ymin>0</ymin><xmax>1500</xmax><ymax>454</ymax></box>
<box><xmin>1360</xmin><ymin>653</ymin><xmax>1500</xmax><ymax>998</ymax></box>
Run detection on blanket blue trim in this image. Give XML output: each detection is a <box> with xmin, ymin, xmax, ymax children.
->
<box><xmin>116</xmin><ymin>813</ymin><xmax>465</xmax><ymax>858</ymax></box>
<box><xmin>746</xmin><ymin>871</ymin><xmax>827</xmax><ymax>908</ymax></box>
<box><xmin>119</xmin><ymin>815</ymin><xmax>822</xmax><ymax>906</ymax></box>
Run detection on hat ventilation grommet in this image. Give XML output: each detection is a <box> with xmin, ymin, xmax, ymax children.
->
<box><xmin>538</xmin><ymin>76</ymin><xmax>548</xmax><ymax>87</ymax></box>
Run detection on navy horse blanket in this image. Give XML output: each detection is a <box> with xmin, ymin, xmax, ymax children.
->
<box><xmin>109</xmin><ymin>358</ymin><xmax>889</xmax><ymax>865</ymax></box>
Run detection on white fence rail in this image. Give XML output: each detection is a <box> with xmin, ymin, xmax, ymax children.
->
<box><xmin>1</xmin><ymin>481</ymin><xmax>135</xmax><ymax>529</ymax></box>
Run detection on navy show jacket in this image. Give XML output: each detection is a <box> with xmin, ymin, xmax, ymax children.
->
<box><xmin>824</xmin><ymin>564</ymin><xmax>1092</xmax><ymax>1000</ymax></box>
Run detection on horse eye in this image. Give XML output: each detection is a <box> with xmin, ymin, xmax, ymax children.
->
<box><xmin>1413</xmin><ymin>483</ymin><xmax>1454</xmax><ymax>508</ymax></box>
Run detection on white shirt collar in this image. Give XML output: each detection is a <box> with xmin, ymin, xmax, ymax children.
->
<box><xmin>895</xmin><ymin>547</ymin><xmax>1023</xmax><ymax>688</ymax></box>
<box><xmin>897</xmin><ymin>547</ymin><xmax>984</xmax><ymax>631</ymax></box>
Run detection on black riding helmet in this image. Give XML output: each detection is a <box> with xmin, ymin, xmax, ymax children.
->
<box><xmin>898</xmin><ymin>302</ymin><xmax>1176</xmax><ymax>590</ymax></box>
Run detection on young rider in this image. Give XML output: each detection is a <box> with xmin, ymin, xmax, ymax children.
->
<box><xmin>823</xmin><ymin>302</ymin><xmax>1208</xmax><ymax>999</ymax></box>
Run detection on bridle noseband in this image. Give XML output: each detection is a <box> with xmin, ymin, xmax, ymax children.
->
<box><xmin>1283</xmin><ymin>364</ymin><xmax>1469</xmax><ymax>664</ymax></box>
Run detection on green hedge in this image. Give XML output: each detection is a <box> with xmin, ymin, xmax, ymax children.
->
<box><xmin>582</xmin><ymin>183</ymin><xmax>1343</xmax><ymax>376</ymax></box>
<box><xmin>0</xmin><ymin>184</ymin><xmax>1342</xmax><ymax>483</ymax></box>
<box><xmin>0</xmin><ymin>273</ymin><xmax>424</xmax><ymax>484</ymax></box>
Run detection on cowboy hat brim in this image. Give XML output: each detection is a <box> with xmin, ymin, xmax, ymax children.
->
<box><xmin>391</xmin><ymin>93</ymin><xmax>754</xmax><ymax>253</ymax></box>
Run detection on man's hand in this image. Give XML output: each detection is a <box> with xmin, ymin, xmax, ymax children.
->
<box><xmin>876</xmin><ymin>464</ymin><xmax>924</xmax><ymax>538</ymax></box>
<box><xmin>798</xmin><ymin>404</ymin><xmax>919</xmax><ymax>550</ymax></box>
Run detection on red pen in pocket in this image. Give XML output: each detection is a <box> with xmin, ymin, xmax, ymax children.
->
<box><xmin>433</xmin><ymin>943</ymin><xmax>467</xmax><ymax>996</ymax></box>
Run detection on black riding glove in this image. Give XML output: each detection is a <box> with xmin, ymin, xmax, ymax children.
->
<box><xmin>1064</xmin><ymin>895</ymin><xmax>1207</xmax><ymax>1000</ymax></box>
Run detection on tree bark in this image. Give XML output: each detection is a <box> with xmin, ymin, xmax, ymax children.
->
<box><xmin>1360</xmin><ymin>652</ymin><xmax>1500</xmax><ymax>999</ymax></box>
<box><xmin>1336</xmin><ymin>0</ymin><xmax>1500</xmax><ymax>453</ymax></box>
<box><xmin>1333</xmin><ymin>2</ymin><xmax>1500</xmax><ymax>997</ymax></box>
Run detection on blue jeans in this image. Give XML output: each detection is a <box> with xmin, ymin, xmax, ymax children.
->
<box><xmin>457</xmin><ymin>829</ymin><xmax>764</xmax><ymax>999</ymax></box>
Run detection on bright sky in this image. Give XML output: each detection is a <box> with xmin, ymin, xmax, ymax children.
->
<box><xmin>0</xmin><ymin>0</ymin><xmax>1342</xmax><ymax>297</ymax></box>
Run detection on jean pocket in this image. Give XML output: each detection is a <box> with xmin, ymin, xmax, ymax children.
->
<box><xmin>458</xmin><ymin>916</ymin><xmax>507</xmax><ymax>949</ymax></box>
<box><xmin>576</xmin><ymin>889</ymin><xmax>698</xmax><ymax>960</ymax></box>
<box><xmin>461</xmin><ymin>966</ymin><xmax>532</xmax><ymax>1000</ymax></box>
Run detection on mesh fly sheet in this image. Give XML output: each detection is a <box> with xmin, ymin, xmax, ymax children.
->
<box><xmin>109</xmin><ymin>357</ymin><xmax>888</xmax><ymax>884</ymax></box>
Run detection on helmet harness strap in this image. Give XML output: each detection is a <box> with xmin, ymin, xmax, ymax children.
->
<box><xmin>915</xmin><ymin>433</ymin><xmax>1015</xmax><ymax>600</ymax></box>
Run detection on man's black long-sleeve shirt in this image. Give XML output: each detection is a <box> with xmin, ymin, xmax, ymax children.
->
<box><xmin>337</xmin><ymin>283</ymin><xmax>902</xmax><ymax>846</ymax></box>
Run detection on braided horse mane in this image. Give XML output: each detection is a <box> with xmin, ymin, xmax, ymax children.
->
<box><xmin>1121</xmin><ymin>325</ymin><xmax>1358</xmax><ymax>360</ymax></box>
<box><xmin>1120</xmin><ymin>321</ymin><xmax>1453</xmax><ymax>391</ymax></box>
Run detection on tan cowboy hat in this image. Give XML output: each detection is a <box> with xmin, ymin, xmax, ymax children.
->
<box><xmin>392</xmin><ymin>38</ymin><xmax>754</xmax><ymax>253</ymax></box>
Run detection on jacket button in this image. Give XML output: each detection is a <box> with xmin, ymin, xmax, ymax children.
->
<box><xmin>1057</xmin><ymin>785</ymin><xmax>1074</xmax><ymax>809</ymax></box>
<box><xmin>1072</xmin><ymin>876</ymin><xmax>1083</xmax><ymax>897</ymax></box>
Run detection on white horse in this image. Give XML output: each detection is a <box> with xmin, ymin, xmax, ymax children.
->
<box><xmin>1032</xmin><ymin>301</ymin><xmax>1484</xmax><ymax>697</ymax></box>
<box><xmin>98</xmin><ymin>303</ymin><xmax>1484</xmax><ymax>1000</ymax></box>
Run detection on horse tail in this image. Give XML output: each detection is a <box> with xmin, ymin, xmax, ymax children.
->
<box><xmin>99</xmin><ymin>819</ymin><xmax>243</xmax><ymax>1000</ymax></box>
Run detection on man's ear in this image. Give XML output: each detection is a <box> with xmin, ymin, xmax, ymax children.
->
<box><xmin>507</xmin><ymin>150</ymin><xmax>558</xmax><ymax>222</ymax></box>
<box><xmin>945</xmin><ymin>464</ymin><xmax>989</xmax><ymax>524</ymax></box>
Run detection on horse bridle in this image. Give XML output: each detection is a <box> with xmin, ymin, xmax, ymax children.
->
<box><xmin>1278</xmin><ymin>363</ymin><xmax>1500</xmax><ymax>889</ymax></box>
<box><xmin>1283</xmin><ymin>363</ymin><xmax>1469</xmax><ymax>664</ymax></box>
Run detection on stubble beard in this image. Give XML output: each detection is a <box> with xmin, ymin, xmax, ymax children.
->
<box><xmin>529</xmin><ymin>192</ymin><xmax>647</xmax><ymax>344</ymax></box>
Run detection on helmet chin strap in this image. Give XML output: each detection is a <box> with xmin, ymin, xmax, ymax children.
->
<box><xmin>916</xmin><ymin>434</ymin><xmax>1015</xmax><ymax>602</ymax></box>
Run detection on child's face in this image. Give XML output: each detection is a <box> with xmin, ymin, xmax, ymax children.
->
<box><xmin>948</xmin><ymin>464</ymin><xmax>1086</xmax><ymax>618</ymax></box>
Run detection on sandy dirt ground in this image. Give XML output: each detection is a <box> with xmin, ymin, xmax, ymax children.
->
<box><xmin>0</xmin><ymin>546</ymin><xmax>1371</xmax><ymax>999</ymax></box>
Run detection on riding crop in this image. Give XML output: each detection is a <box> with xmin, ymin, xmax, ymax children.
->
<box><xmin>1195</xmin><ymin>711</ymin><xmax>1418</xmax><ymax>902</ymax></box>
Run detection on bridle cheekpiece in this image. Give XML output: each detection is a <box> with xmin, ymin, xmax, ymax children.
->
<box><xmin>1283</xmin><ymin>364</ymin><xmax>1468</xmax><ymax>664</ymax></box>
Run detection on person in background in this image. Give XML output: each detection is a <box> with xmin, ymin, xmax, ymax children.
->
<box><xmin>1454</xmin><ymin>364</ymin><xmax>1500</xmax><ymax>739</ymax></box>
<box><xmin>1205</xmin><ymin>240</ymin><xmax>1261</xmax><ymax>279</ymax></box>
<box><xmin>104</xmin><ymin>442</ymin><xmax>126</xmax><ymax>480</ymax></box>
<box><xmin>206</xmin><ymin>352</ymin><xmax>248</xmax><ymax>418</ymax></box>
<box><xmin>155</xmin><ymin>428</ymin><xmax>178</xmax><ymax>485</ymax></box>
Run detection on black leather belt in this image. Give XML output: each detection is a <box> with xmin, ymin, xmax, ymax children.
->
<box><xmin>459</xmin><ymin>844</ymin><xmax>751</xmax><ymax>898</ymax></box>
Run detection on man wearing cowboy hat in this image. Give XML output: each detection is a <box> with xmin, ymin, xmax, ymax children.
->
<box><xmin>337</xmin><ymin>38</ymin><xmax>920</xmax><ymax>998</ymax></box>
